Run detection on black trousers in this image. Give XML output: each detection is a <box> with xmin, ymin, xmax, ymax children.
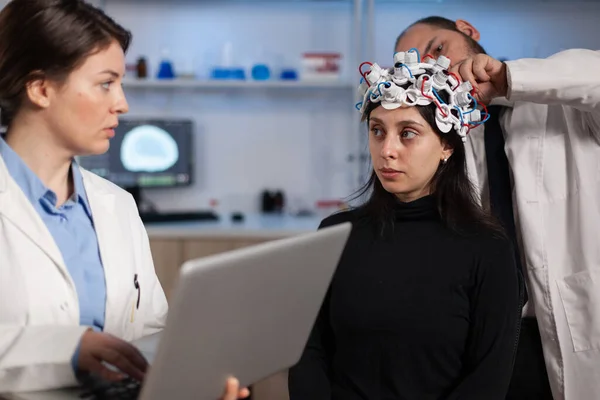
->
<box><xmin>506</xmin><ymin>317</ymin><xmax>554</xmax><ymax>399</ymax></box>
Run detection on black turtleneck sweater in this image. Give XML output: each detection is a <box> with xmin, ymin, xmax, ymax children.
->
<box><xmin>288</xmin><ymin>196</ymin><xmax>521</xmax><ymax>400</ymax></box>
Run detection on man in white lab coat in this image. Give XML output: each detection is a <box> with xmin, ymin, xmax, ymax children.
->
<box><xmin>395</xmin><ymin>16</ymin><xmax>600</xmax><ymax>400</ymax></box>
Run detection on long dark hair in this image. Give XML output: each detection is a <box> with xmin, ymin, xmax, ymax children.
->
<box><xmin>353</xmin><ymin>91</ymin><xmax>504</xmax><ymax>238</ymax></box>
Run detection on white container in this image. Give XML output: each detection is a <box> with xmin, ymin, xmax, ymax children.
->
<box><xmin>301</xmin><ymin>52</ymin><xmax>342</xmax><ymax>81</ymax></box>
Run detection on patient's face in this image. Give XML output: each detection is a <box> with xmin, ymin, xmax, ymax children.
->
<box><xmin>368</xmin><ymin>105</ymin><xmax>450</xmax><ymax>202</ymax></box>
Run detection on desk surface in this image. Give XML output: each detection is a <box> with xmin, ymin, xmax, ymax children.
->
<box><xmin>145</xmin><ymin>213</ymin><xmax>324</xmax><ymax>239</ymax></box>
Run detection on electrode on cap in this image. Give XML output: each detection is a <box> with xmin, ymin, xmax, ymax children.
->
<box><xmin>366</xmin><ymin>63</ymin><xmax>385</xmax><ymax>85</ymax></box>
<box><xmin>405</xmin><ymin>51</ymin><xmax>418</xmax><ymax>66</ymax></box>
<box><xmin>455</xmin><ymin>91</ymin><xmax>472</xmax><ymax>107</ymax></box>
<box><xmin>393</xmin><ymin>52</ymin><xmax>406</xmax><ymax>67</ymax></box>
<box><xmin>355</xmin><ymin>53</ymin><xmax>486</xmax><ymax>143</ymax></box>
<box><xmin>435</xmin><ymin>55</ymin><xmax>451</xmax><ymax>70</ymax></box>
<box><xmin>432</xmin><ymin>70</ymin><xmax>448</xmax><ymax>88</ymax></box>
<box><xmin>470</xmin><ymin>109</ymin><xmax>482</xmax><ymax>122</ymax></box>
<box><xmin>459</xmin><ymin>81</ymin><xmax>473</xmax><ymax>92</ymax></box>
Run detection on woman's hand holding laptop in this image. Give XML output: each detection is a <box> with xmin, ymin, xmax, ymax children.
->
<box><xmin>222</xmin><ymin>377</ymin><xmax>251</xmax><ymax>400</ymax></box>
<box><xmin>78</xmin><ymin>331</ymin><xmax>250</xmax><ymax>399</ymax></box>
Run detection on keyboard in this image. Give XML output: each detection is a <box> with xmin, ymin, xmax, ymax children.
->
<box><xmin>139</xmin><ymin>211</ymin><xmax>219</xmax><ymax>223</ymax></box>
<box><xmin>78</xmin><ymin>377</ymin><xmax>141</xmax><ymax>399</ymax></box>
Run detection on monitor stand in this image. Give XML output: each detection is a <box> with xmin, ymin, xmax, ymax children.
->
<box><xmin>125</xmin><ymin>185</ymin><xmax>156</xmax><ymax>214</ymax></box>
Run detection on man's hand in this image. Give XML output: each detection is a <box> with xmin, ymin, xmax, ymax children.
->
<box><xmin>77</xmin><ymin>331</ymin><xmax>148</xmax><ymax>382</ymax></box>
<box><xmin>450</xmin><ymin>54</ymin><xmax>508</xmax><ymax>104</ymax></box>
<box><xmin>220</xmin><ymin>377</ymin><xmax>251</xmax><ymax>400</ymax></box>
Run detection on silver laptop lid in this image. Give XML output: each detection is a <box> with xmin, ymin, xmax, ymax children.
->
<box><xmin>140</xmin><ymin>222</ymin><xmax>351</xmax><ymax>400</ymax></box>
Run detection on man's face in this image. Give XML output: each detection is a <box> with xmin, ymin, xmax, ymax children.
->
<box><xmin>395</xmin><ymin>22</ymin><xmax>485</xmax><ymax>67</ymax></box>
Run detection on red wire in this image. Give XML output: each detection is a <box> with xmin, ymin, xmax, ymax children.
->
<box><xmin>468</xmin><ymin>100</ymin><xmax>489</xmax><ymax>128</ymax></box>
<box><xmin>421</xmin><ymin>77</ymin><xmax>447</xmax><ymax>117</ymax></box>
<box><xmin>448</xmin><ymin>71</ymin><xmax>461</xmax><ymax>83</ymax></box>
<box><xmin>420</xmin><ymin>77</ymin><xmax>433</xmax><ymax>99</ymax></box>
<box><xmin>359</xmin><ymin>61</ymin><xmax>373</xmax><ymax>82</ymax></box>
<box><xmin>479</xmin><ymin>102</ymin><xmax>489</xmax><ymax>124</ymax></box>
<box><xmin>448</xmin><ymin>71</ymin><xmax>461</xmax><ymax>90</ymax></box>
<box><xmin>423</xmin><ymin>53</ymin><xmax>435</xmax><ymax>61</ymax></box>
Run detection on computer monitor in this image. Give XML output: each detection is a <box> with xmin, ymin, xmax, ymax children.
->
<box><xmin>79</xmin><ymin>118</ymin><xmax>194</xmax><ymax>188</ymax></box>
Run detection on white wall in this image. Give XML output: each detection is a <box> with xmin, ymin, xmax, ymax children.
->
<box><xmin>2</xmin><ymin>0</ymin><xmax>600</xmax><ymax>214</ymax></box>
<box><xmin>105</xmin><ymin>1</ymin><xmax>359</xmax><ymax>214</ymax></box>
<box><xmin>105</xmin><ymin>0</ymin><xmax>600</xmax><ymax>214</ymax></box>
<box><xmin>372</xmin><ymin>1</ymin><xmax>600</xmax><ymax>63</ymax></box>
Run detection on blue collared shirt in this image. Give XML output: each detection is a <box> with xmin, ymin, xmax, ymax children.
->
<box><xmin>0</xmin><ymin>137</ymin><xmax>106</xmax><ymax>371</ymax></box>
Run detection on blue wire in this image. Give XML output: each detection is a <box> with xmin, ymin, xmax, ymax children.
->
<box><xmin>470</xmin><ymin>112</ymin><xmax>491</xmax><ymax>126</ymax></box>
<box><xmin>355</xmin><ymin>102</ymin><xmax>363</xmax><ymax>111</ymax></box>
<box><xmin>463</xmin><ymin>93</ymin><xmax>478</xmax><ymax>114</ymax></box>
<box><xmin>399</xmin><ymin>64</ymin><xmax>413</xmax><ymax>78</ymax></box>
<box><xmin>463</xmin><ymin>92</ymin><xmax>490</xmax><ymax>125</ymax></box>
<box><xmin>377</xmin><ymin>82</ymin><xmax>391</xmax><ymax>96</ymax></box>
<box><xmin>431</xmin><ymin>88</ymin><xmax>445</xmax><ymax>105</ymax></box>
<box><xmin>408</xmin><ymin>47</ymin><xmax>421</xmax><ymax>63</ymax></box>
<box><xmin>454</xmin><ymin>106</ymin><xmax>464</xmax><ymax>125</ymax></box>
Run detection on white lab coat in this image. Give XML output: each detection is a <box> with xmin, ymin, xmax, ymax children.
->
<box><xmin>465</xmin><ymin>49</ymin><xmax>600</xmax><ymax>400</ymax></box>
<box><xmin>0</xmin><ymin>156</ymin><xmax>168</xmax><ymax>392</ymax></box>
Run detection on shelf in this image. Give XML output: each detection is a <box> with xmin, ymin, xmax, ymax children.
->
<box><xmin>122</xmin><ymin>79</ymin><xmax>355</xmax><ymax>90</ymax></box>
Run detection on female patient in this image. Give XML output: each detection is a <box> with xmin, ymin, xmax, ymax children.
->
<box><xmin>0</xmin><ymin>0</ymin><xmax>246</xmax><ymax>398</ymax></box>
<box><xmin>289</xmin><ymin>52</ymin><xmax>522</xmax><ymax>400</ymax></box>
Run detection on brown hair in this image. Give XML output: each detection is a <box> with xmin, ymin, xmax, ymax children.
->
<box><xmin>0</xmin><ymin>0</ymin><xmax>131</xmax><ymax>126</ymax></box>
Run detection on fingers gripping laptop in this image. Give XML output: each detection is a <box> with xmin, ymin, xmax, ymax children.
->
<box><xmin>8</xmin><ymin>222</ymin><xmax>351</xmax><ymax>400</ymax></box>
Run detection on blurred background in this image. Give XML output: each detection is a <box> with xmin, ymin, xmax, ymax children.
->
<box><xmin>1</xmin><ymin>1</ymin><xmax>597</xmax><ymax>398</ymax></box>
<box><xmin>3</xmin><ymin>0</ymin><xmax>597</xmax><ymax>219</ymax></box>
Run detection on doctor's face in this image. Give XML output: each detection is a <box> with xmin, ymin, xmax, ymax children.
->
<box><xmin>368</xmin><ymin>105</ymin><xmax>452</xmax><ymax>203</ymax></box>
<box><xmin>44</xmin><ymin>40</ymin><xmax>129</xmax><ymax>157</ymax></box>
<box><xmin>395</xmin><ymin>22</ymin><xmax>485</xmax><ymax>68</ymax></box>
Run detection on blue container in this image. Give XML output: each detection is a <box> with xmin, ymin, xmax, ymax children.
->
<box><xmin>157</xmin><ymin>60</ymin><xmax>175</xmax><ymax>79</ymax></box>
<box><xmin>251</xmin><ymin>64</ymin><xmax>271</xmax><ymax>80</ymax></box>
<box><xmin>211</xmin><ymin>67</ymin><xmax>231</xmax><ymax>80</ymax></box>
<box><xmin>280</xmin><ymin>68</ymin><xmax>299</xmax><ymax>80</ymax></box>
<box><xmin>210</xmin><ymin>67</ymin><xmax>246</xmax><ymax>80</ymax></box>
<box><xmin>230</xmin><ymin>68</ymin><xmax>246</xmax><ymax>80</ymax></box>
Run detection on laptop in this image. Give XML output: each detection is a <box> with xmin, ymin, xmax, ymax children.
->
<box><xmin>7</xmin><ymin>222</ymin><xmax>351</xmax><ymax>400</ymax></box>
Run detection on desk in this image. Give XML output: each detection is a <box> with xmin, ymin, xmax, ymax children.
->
<box><xmin>146</xmin><ymin>214</ymin><xmax>321</xmax><ymax>300</ymax></box>
<box><xmin>145</xmin><ymin>214</ymin><xmax>322</xmax><ymax>400</ymax></box>
<box><xmin>145</xmin><ymin>213</ymin><xmax>322</xmax><ymax>239</ymax></box>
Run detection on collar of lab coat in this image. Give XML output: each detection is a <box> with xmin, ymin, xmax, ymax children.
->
<box><xmin>490</xmin><ymin>96</ymin><xmax>513</xmax><ymax>107</ymax></box>
<box><xmin>0</xmin><ymin>154</ymin><xmax>69</xmax><ymax>277</ymax></box>
<box><xmin>0</xmin><ymin>156</ymin><xmax>116</xmax><ymax>295</ymax></box>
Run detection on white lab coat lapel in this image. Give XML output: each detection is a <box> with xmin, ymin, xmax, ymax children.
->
<box><xmin>0</xmin><ymin>156</ymin><xmax>72</xmax><ymax>284</ymax></box>
<box><xmin>464</xmin><ymin>97</ymin><xmax>517</xmax><ymax>209</ymax></box>
<box><xmin>80</xmin><ymin>169</ymin><xmax>123</xmax><ymax>333</ymax></box>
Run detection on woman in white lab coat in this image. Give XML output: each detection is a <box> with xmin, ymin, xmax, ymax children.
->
<box><xmin>0</xmin><ymin>1</ymin><xmax>248</xmax><ymax>398</ymax></box>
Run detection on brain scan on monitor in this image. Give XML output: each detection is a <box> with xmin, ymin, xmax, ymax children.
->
<box><xmin>120</xmin><ymin>125</ymin><xmax>180</xmax><ymax>172</ymax></box>
<box><xmin>78</xmin><ymin>118</ymin><xmax>193</xmax><ymax>188</ymax></box>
